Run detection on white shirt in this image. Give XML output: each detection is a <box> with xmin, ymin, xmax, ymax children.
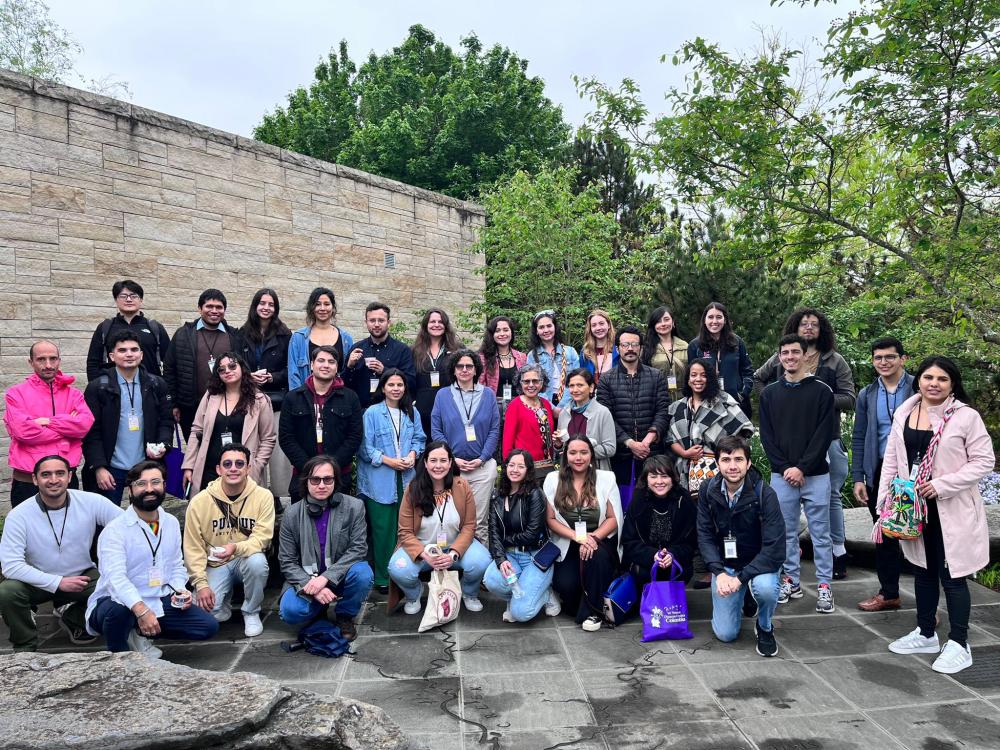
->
<box><xmin>0</xmin><ymin>490</ymin><xmax>122</xmax><ymax>592</ymax></box>
<box><xmin>416</xmin><ymin>494</ymin><xmax>463</xmax><ymax>548</ymax></box>
<box><xmin>85</xmin><ymin>505</ymin><xmax>189</xmax><ymax>631</ymax></box>
<box><xmin>543</xmin><ymin>469</ymin><xmax>624</xmax><ymax>561</ymax></box>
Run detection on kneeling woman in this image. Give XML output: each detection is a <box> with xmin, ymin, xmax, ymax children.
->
<box><xmin>388</xmin><ymin>441</ymin><xmax>492</xmax><ymax>615</ymax></box>
<box><xmin>484</xmin><ymin>450</ymin><xmax>559</xmax><ymax>622</ymax></box>
<box><xmin>621</xmin><ymin>455</ymin><xmax>697</xmax><ymax>585</ymax></box>
<box><xmin>544</xmin><ymin>436</ymin><xmax>624</xmax><ymax>631</ymax></box>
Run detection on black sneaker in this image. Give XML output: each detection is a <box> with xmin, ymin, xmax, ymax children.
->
<box><xmin>832</xmin><ymin>554</ymin><xmax>849</xmax><ymax>580</ymax></box>
<box><xmin>335</xmin><ymin>615</ymin><xmax>358</xmax><ymax>642</ymax></box>
<box><xmin>742</xmin><ymin>588</ymin><xmax>759</xmax><ymax>619</ymax></box>
<box><xmin>58</xmin><ymin>615</ymin><xmax>98</xmax><ymax>645</ymax></box>
<box><xmin>755</xmin><ymin>623</ymin><xmax>778</xmax><ymax>658</ymax></box>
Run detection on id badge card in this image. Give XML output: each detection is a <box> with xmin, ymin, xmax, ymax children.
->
<box><xmin>464</xmin><ymin>423</ymin><xmax>477</xmax><ymax>442</ymax></box>
<box><xmin>207</xmin><ymin>356</ymin><xmax>216</xmax><ymax>373</ymax></box>
<box><xmin>147</xmin><ymin>565</ymin><xmax>162</xmax><ymax>587</ymax></box>
<box><xmin>574</xmin><ymin>521</ymin><xmax>588</xmax><ymax>543</ymax></box>
<box><xmin>370</xmin><ymin>378</ymin><xmax>379</xmax><ymax>393</ymax></box>
<box><xmin>430</xmin><ymin>371</ymin><xmax>441</xmax><ymax>387</ymax></box>
<box><xmin>315</xmin><ymin>425</ymin><xmax>324</xmax><ymax>444</ymax></box>
<box><xmin>718</xmin><ymin>376</ymin><xmax>726</xmax><ymax>391</ymax></box>
<box><xmin>128</xmin><ymin>412</ymin><xmax>141</xmax><ymax>431</ymax></box>
<box><xmin>724</xmin><ymin>535</ymin><xmax>738</xmax><ymax>560</ymax></box>
<box><xmin>220</xmin><ymin>431</ymin><xmax>233</xmax><ymax>446</ymax></box>
<box><xmin>502</xmin><ymin>384</ymin><xmax>512</xmax><ymax>401</ymax></box>
<box><xmin>436</xmin><ymin>531</ymin><xmax>449</xmax><ymax>550</ymax></box>
<box><xmin>667</xmin><ymin>375</ymin><xmax>678</xmax><ymax>389</ymax></box>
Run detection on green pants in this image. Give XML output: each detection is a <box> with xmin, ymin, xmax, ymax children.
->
<box><xmin>364</xmin><ymin>498</ymin><xmax>400</xmax><ymax>587</ymax></box>
<box><xmin>0</xmin><ymin>567</ymin><xmax>99</xmax><ymax>650</ymax></box>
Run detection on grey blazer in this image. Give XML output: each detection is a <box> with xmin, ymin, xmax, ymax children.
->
<box><xmin>557</xmin><ymin>400</ymin><xmax>616</xmax><ymax>471</ymax></box>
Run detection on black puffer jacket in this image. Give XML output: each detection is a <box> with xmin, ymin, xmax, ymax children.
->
<box><xmin>163</xmin><ymin>320</ymin><xmax>242</xmax><ymax>410</ymax></box>
<box><xmin>487</xmin><ymin>487</ymin><xmax>548</xmax><ymax>565</ymax></box>
<box><xmin>596</xmin><ymin>364</ymin><xmax>671</xmax><ymax>456</ymax></box>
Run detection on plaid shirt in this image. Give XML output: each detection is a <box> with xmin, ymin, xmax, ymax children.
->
<box><xmin>667</xmin><ymin>393</ymin><xmax>754</xmax><ymax>488</ymax></box>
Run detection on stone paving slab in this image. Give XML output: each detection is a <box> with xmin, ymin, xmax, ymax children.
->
<box><xmin>6</xmin><ymin>562</ymin><xmax>1000</xmax><ymax>750</ymax></box>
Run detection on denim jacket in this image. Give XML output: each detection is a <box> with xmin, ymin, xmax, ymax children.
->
<box><xmin>287</xmin><ymin>325</ymin><xmax>354</xmax><ymax>390</ymax></box>
<box><xmin>526</xmin><ymin>344</ymin><xmax>581</xmax><ymax>410</ymax></box>
<box><xmin>357</xmin><ymin>402</ymin><xmax>426</xmax><ymax>504</ymax></box>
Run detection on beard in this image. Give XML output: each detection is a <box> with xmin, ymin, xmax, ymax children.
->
<box><xmin>133</xmin><ymin>490</ymin><xmax>165</xmax><ymax>512</ymax></box>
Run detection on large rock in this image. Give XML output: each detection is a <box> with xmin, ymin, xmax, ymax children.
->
<box><xmin>0</xmin><ymin>651</ymin><xmax>413</xmax><ymax>750</ymax></box>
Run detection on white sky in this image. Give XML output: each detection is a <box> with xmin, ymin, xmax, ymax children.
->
<box><xmin>46</xmin><ymin>0</ymin><xmax>856</xmax><ymax>138</ymax></box>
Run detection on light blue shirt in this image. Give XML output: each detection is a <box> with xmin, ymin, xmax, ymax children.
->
<box><xmin>111</xmin><ymin>370</ymin><xmax>144</xmax><ymax>471</ymax></box>
<box><xmin>195</xmin><ymin>319</ymin><xmax>227</xmax><ymax>332</ymax></box>
<box><xmin>526</xmin><ymin>344</ymin><xmax>581</xmax><ymax>410</ymax></box>
<box><xmin>875</xmin><ymin>380</ymin><xmax>903</xmax><ymax>458</ymax></box>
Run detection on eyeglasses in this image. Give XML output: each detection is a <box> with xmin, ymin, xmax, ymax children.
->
<box><xmin>799</xmin><ymin>321</ymin><xmax>819</xmax><ymax>329</ymax></box>
<box><xmin>308</xmin><ymin>476</ymin><xmax>336</xmax><ymax>486</ymax></box>
<box><xmin>521</xmin><ymin>378</ymin><xmax>541</xmax><ymax>385</ymax></box>
<box><xmin>221</xmin><ymin>459</ymin><xmax>247</xmax><ymax>469</ymax></box>
<box><xmin>131</xmin><ymin>478</ymin><xmax>164</xmax><ymax>489</ymax></box>
<box><xmin>872</xmin><ymin>355</ymin><xmax>900</xmax><ymax>363</ymax></box>
<box><xmin>219</xmin><ymin>362</ymin><xmax>240</xmax><ymax>373</ymax></box>
<box><xmin>618</xmin><ymin>342</ymin><xmax>642</xmax><ymax>349</ymax></box>
<box><xmin>455</xmin><ymin>363</ymin><xmax>476</xmax><ymax>370</ymax></box>
<box><xmin>117</xmin><ymin>293</ymin><xmax>140</xmax><ymax>301</ymax></box>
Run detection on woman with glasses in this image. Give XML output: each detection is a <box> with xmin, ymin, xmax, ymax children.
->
<box><xmin>642</xmin><ymin>305</ymin><xmax>688</xmax><ymax>399</ymax></box>
<box><xmin>687</xmin><ymin>302</ymin><xmax>754</xmax><ymax>415</ymax></box>
<box><xmin>501</xmin><ymin>363</ymin><xmax>557</xmax><ymax>476</ymax></box>
<box><xmin>358</xmin><ymin>368</ymin><xmax>427</xmax><ymax>593</ymax></box>
<box><xmin>580</xmin><ymin>309</ymin><xmax>618</xmax><ymax>385</ymax></box>
<box><xmin>526</xmin><ymin>310</ymin><xmax>580</xmax><ymax>416</ymax></box>
<box><xmin>182</xmin><ymin>352</ymin><xmax>276</xmax><ymax>495</ymax></box>
<box><xmin>431</xmin><ymin>350</ymin><xmax>501</xmax><ymax>543</ymax></box>
<box><xmin>411</xmin><ymin>308</ymin><xmax>462</xmax><ymax>438</ymax></box>
<box><xmin>556</xmin><ymin>368</ymin><xmax>616</xmax><ymax>471</ymax></box>
<box><xmin>287</xmin><ymin>287</ymin><xmax>354</xmax><ymax>390</ymax></box>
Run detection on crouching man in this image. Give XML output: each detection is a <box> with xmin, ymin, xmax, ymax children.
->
<box><xmin>86</xmin><ymin>460</ymin><xmax>219</xmax><ymax>657</ymax></box>
<box><xmin>697</xmin><ymin>436</ymin><xmax>785</xmax><ymax>657</ymax></box>
<box><xmin>277</xmin><ymin>455</ymin><xmax>373</xmax><ymax>641</ymax></box>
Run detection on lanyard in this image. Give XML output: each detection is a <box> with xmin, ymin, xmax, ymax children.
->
<box><xmin>42</xmin><ymin>497</ymin><xmax>70</xmax><ymax>550</ymax></box>
<box><xmin>883</xmin><ymin>382</ymin><xmax>900</xmax><ymax>422</ymax></box>
<box><xmin>387</xmin><ymin>406</ymin><xmax>403</xmax><ymax>455</ymax></box>
<box><xmin>435</xmin><ymin>494</ymin><xmax>451</xmax><ymax>525</ymax></box>
<box><xmin>122</xmin><ymin>377</ymin><xmax>138</xmax><ymax>412</ymax></box>
<box><xmin>200</xmin><ymin>328</ymin><xmax>222</xmax><ymax>358</ymax></box>
<box><xmin>140</xmin><ymin>522</ymin><xmax>163</xmax><ymax>564</ymax></box>
<box><xmin>457</xmin><ymin>386</ymin><xmax>476</xmax><ymax>423</ymax></box>
<box><xmin>428</xmin><ymin>347</ymin><xmax>445</xmax><ymax>371</ymax></box>
<box><xmin>658</xmin><ymin>342</ymin><xmax>675</xmax><ymax>370</ymax></box>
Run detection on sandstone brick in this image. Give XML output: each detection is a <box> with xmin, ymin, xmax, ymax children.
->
<box><xmin>0</xmin><ymin>189</ymin><xmax>31</xmax><ymax>213</ymax></box>
<box><xmin>60</xmin><ymin>218</ymin><xmax>124</xmax><ymax>243</ymax></box>
<box><xmin>31</xmin><ymin>182</ymin><xmax>85</xmax><ymax>212</ymax></box>
<box><xmin>124</xmin><ymin>214</ymin><xmax>192</xmax><ymax>244</ymax></box>
<box><xmin>0</xmin><ymin>218</ymin><xmax>57</xmax><ymax>243</ymax></box>
<box><xmin>103</xmin><ymin>144</ymin><xmax>139</xmax><ymax>167</ymax></box>
<box><xmin>197</xmin><ymin>190</ymin><xmax>246</xmax><ymax>217</ymax></box>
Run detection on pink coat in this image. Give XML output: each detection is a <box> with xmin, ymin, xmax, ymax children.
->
<box><xmin>877</xmin><ymin>395</ymin><xmax>995</xmax><ymax>577</ymax></box>
<box><xmin>479</xmin><ymin>349</ymin><xmax>527</xmax><ymax>391</ymax></box>
<box><xmin>181</xmin><ymin>391</ymin><xmax>276</xmax><ymax>494</ymax></box>
<box><xmin>3</xmin><ymin>372</ymin><xmax>94</xmax><ymax>472</ymax></box>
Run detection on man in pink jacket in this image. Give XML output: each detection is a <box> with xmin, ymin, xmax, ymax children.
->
<box><xmin>4</xmin><ymin>341</ymin><xmax>94</xmax><ymax>507</ymax></box>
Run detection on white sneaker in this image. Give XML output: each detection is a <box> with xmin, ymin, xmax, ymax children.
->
<box><xmin>213</xmin><ymin>602</ymin><xmax>233</xmax><ymax>623</ymax></box>
<box><xmin>502</xmin><ymin>604</ymin><xmax>516</xmax><ymax>623</ymax></box>
<box><xmin>888</xmin><ymin>627</ymin><xmax>941</xmax><ymax>655</ymax></box>
<box><xmin>403</xmin><ymin>599</ymin><xmax>422</xmax><ymax>615</ymax></box>
<box><xmin>581</xmin><ymin>615</ymin><xmax>603</xmax><ymax>632</ymax></box>
<box><xmin>243</xmin><ymin>612</ymin><xmax>263</xmax><ymax>637</ymax></box>
<box><xmin>932</xmin><ymin>640</ymin><xmax>973</xmax><ymax>674</ymax></box>
<box><xmin>463</xmin><ymin>596</ymin><xmax>484</xmax><ymax>612</ymax></box>
<box><xmin>127</xmin><ymin>630</ymin><xmax>163</xmax><ymax>660</ymax></box>
<box><xmin>544</xmin><ymin>589</ymin><xmax>561</xmax><ymax>617</ymax></box>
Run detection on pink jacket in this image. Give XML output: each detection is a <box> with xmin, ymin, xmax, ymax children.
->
<box><xmin>878</xmin><ymin>395</ymin><xmax>996</xmax><ymax>577</ymax></box>
<box><xmin>479</xmin><ymin>349</ymin><xmax>527</xmax><ymax>391</ymax></box>
<box><xmin>4</xmin><ymin>372</ymin><xmax>95</xmax><ymax>472</ymax></box>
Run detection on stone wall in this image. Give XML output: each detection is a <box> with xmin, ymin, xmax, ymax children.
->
<box><xmin>0</xmin><ymin>68</ymin><xmax>485</xmax><ymax>503</ymax></box>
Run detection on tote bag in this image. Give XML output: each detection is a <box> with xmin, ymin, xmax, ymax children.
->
<box><xmin>640</xmin><ymin>561</ymin><xmax>693</xmax><ymax>642</ymax></box>
<box><xmin>418</xmin><ymin>569</ymin><xmax>462</xmax><ymax>633</ymax></box>
<box><xmin>164</xmin><ymin>423</ymin><xmax>186</xmax><ymax>498</ymax></box>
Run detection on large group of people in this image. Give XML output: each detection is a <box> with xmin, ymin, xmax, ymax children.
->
<box><xmin>0</xmin><ymin>281</ymin><xmax>994</xmax><ymax>677</ymax></box>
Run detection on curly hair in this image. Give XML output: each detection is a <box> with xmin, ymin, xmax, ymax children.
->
<box><xmin>205</xmin><ymin>351</ymin><xmax>259</xmax><ymax>414</ymax></box>
<box><xmin>479</xmin><ymin>315</ymin><xmax>517</xmax><ymax>379</ymax></box>
<box><xmin>681</xmin><ymin>358</ymin><xmax>721</xmax><ymax>402</ymax></box>
<box><xmin>782</xmin><ymin>307</ymin><xmax>836</xmax><ymax>353</ymax></box>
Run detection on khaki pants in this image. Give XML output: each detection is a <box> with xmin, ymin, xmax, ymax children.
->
<box><xmin>461</xmin><ymin>458</ymin><xmax>497</xmax><ymax>545</ymax></box>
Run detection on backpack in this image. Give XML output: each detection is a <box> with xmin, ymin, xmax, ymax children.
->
<box><xmin>99</xmin><ymin>317</ymin><xmax>168</xmax><ymax>368</ymax></box>
<box><xmin>296</xmin><ymin>619</ymin><xmax>352</xmax><ymax>658</ymax></box>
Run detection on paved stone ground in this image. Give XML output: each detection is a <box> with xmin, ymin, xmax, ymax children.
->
<box><xmin>8</xmin><ymin>562</ymin><xmax>1000</xmax><ymax>750</ymax></box>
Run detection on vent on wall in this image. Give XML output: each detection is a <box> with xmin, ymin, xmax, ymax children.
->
<box><xmin>384</xmin><ymin>252</ymin><xmax>396</xmax><ymax>269</ymax></box>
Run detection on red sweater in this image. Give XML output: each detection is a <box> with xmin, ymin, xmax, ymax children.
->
<box><xmin>502</xmin><ymin>396</ymin><xmax>555</xmax><ymax>462</ymax></box>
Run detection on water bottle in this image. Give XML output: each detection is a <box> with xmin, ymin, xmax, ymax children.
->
<box><xmin>505</xmin><ymin>571</ymin><xmax>524</xmax><ymax>599</ymax></box>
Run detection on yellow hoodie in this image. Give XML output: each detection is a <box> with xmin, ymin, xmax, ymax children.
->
<box><xmin>183</xmin><ymin>476</ymin><xmax>276</xmax><ymax>591</ymax></box>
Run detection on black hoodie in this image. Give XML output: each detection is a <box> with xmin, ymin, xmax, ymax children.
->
<box><xmin>621</xmin><ymin>486</ymin><xmax>697</xmax><ymax>582</ymax></box>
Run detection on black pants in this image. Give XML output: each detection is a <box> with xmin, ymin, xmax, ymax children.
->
<box><xmin>552</xmin><ymin>538</ymin><xmax>619</xmax><ymax>624</ymax></box>
<box><xmin>10</xmin><ymin>471</ymin><xmax>78</xmax><ymax>508</ymax></box>
<box><xmin>914</xmin><ymin>501</ymin><xmax>970</xmax><ymax>647</ymax></box>
<box><xmin>867</xmin><ymin>462</ymin><xmax>903</xmax><ymax>599</ymax></box>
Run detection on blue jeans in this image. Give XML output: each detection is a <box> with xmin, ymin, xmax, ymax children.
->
<box><xmin>88</xmin><ymin>594</ymin><xmax>219</xmax><ymax>652</ymax></box>
<box><xmin>98</xmin><ymin>466</ymin><xmax>130</xmax><ymax>506</ymax></box>
<box><xmin>711</xmin><ymin>568</ymin><xmax>779</xmax><ymax>642</ymax></box>
<box><xmin>388</xmin><ymin>539</ymin><xmax>492</xmax><ymax>602</ymax></box>
<box><xmin>204</xmin><ymin>553</ymin><xmax>269</xmax><ymax>617</ymax></box>
<box><xmin>771</xmin><ymin>472</ymin><xmax>833</xmax><ymax>585</ymax></box>
<box><xmin>827</xmin><ymin>440</ymin><xmax>849</xmax><ymax>550</ymax></box>
<box><xmin>483</xmin><ymin>549</ymin><xmax>554</xmax><ymax>622</ymax></box>
<box><xmin>279</xmin><ymin>561</ymin><xmax>374</xmax><ymax>623</ymax></box>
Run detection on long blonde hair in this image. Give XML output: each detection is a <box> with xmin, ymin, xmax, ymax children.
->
<box><xmin>582</xmin><ymin>309</ymin><xmax>616</xmax><ymax>364</ymax></box>
<box><xmin>554</xmin><ymin>436</ymin><xmax>598</xmax><ymax>515</ymax></box>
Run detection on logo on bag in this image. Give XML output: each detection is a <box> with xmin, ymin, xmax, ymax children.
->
<box><xmin>438</xmin><ymin>590</ymin><xmax>459</xmax><ymax>618</ymax></box>
<box><xmin>646</xmin><ymin>603</ymin><xmax>686</xmax><ymax>628</ymax></box>
<box><xmin>649</xmin><ymin>606</ymin><xmax>663</xmax><ymax>628</ymax></box>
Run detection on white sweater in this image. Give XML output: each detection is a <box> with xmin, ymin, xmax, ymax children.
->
<box><xmin>0</xmin><ymin>490</ymin><xmax>123</xmax><ymax>592</ymax></box>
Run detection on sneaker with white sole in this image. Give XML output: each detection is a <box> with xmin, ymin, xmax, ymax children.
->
<box><xmin>777</xmin><ymin>577</ymin><xmax>802</xmax><ymax>605</ymax></box>
<box><xmin>932</xmin><ymin>640</ymin><xmax>973</xmax><ymax>674</ymax></box>
<box><xmin>127</xmin><ymin>630</ymin><xmax>163</xmax><ymax>660</ymax></box>
<box><xmin>581</xmin><ymin>615</ymin><xmax>603</xmax><ymax>632</ymax></box>
<box><xmin>463</xmin><ymin>596</ymin><xmax>484</xmax><ymax>612</ymax></box>
<box><xmin>815</xmin><ymin>584</ymin><xmax>835</xmax><ymax>614</ymax></box>
<box><xmin>243</xmin><ymin>612</ymin><xmax>263</xmax><ymax>637</ymax></box>
<box><xmin>502</xmin><ymin>604</ymin><xmax>516</xmax><ymax>623</ymax></box>
<box><xmin>544</xmin><ymin>589</ymin><xmax>561</xmax><ymax>617</ymax></box>
<box><xmin>888</xmin><ymin>627</ymin><xmax>940</xmax><ymax>655</ymax></box>
<box><xmin>403</xmin><ymin>599</ymin><xmax>422</xmax><ymax>615</ymax></box>
<box><xmin>213</xmin><ymin>602</ymin><xmax>233</xmax><ymax>623</ymax></box>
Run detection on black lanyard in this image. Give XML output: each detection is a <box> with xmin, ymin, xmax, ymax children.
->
<box><xmin>658</xmin><ymin>342</ymin><xmax>675</xmax><ymax>370</ymax></box>
<box><xmin>387</xmin><ymin>406</ymin><xmax>403</xmax><ymax>450</ymax></box>
<box><xmin>122</xmin><ymin>376</ymin><xmax>138</xmax><ymax>412</ymax></box>
<box><xmin>428</xmin><ymin>347</ymin><xmax>446</xmax><ymax>371</ymax></box>
<box><xmin>140</xmin><ymin>522</ymin><xmax>162</xmax><ymax>564</ymax></box>
<box><xmin>457</xmin><ymin>386</ymin><xmax>476</xmax><ymax>423</ymax></box>
<box><xmin>883</xmin><ymin>382</ymin><xmax>900</xmax><ymax>423</ymax></box>
<box><xmin>200</xmin><ymin>328</ymin><xmax>222</xmax><ymax>358</ymax></box>
<box><xmin>435</xmin><ymin>494</ymin><xmax>451</xmax><ymax>525</ymax></box>
<box><xmin>41</xmin><ymin>496</ymin><xmax>70</xmax><ymax>550</ymax></box>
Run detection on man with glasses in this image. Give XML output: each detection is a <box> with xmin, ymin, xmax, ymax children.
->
<box><xmin>280</xmin><ymin>345</ymin><xmax>363</xmax><ymax>502</ymax></box>
<box><xmin>754</xmin><ymin>308</ymin><xmax>856</xmax><ymax>579</ymax></box>
<box><xmin>86</xmin><ymin>280</ymin><xmax>171</xmax><ymax>381</ymax></box>
<box><xmin>853</xmin><ymin>337</ymin><xmax>913</xmax><ymax>611</ymax></box>
<box><xmin>596</xmin><ymin>325</ymin><xmax>670</xmax><ymax>506</ymax></box>
<box><xmin>0</xmin><ymin>455</ymin><xmax>121</xmax><ymax>650</ymax></box>
<box><xmin>86</xmin><ymin>460</ymin><xmax>219</xmax><ymax>657</ymax></box>
<box><xmin>277</xmin><ymin>455</ymin><xmax>372</xmax><ymax>642</ymax></box>
<box><xmin>82</xmin><ymin>330</ymin><xmax>173</xmax><ymax>506</ymax></box>
<box><xmin>183</xmin><ymin>444</ymin><xmax>275</xmax><ymax>637</ymax></box>
<box><xmin>343</xmin><ymin>302</ymin><xmax>416</xmax><ymax>410</ymax></box>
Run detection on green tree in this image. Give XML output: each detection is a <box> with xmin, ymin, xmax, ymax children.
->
<box><xmin>255</xmin><ymin>25</ymin><xmax>570</xmax><ymax>200</ymax></box>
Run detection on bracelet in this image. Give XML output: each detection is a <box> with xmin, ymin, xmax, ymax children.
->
<box><xmin>135</xmin><ymin>608</ymin><xmax>152</xmax><ymax>619</ymax></box>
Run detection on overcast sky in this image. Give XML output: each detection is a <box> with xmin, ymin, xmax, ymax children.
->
<box><xmin>46</xmin><ymin>0</ymin><xmax>856</xmax><ymax>138</ymax></box>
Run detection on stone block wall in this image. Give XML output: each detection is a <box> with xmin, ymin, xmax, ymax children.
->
<box><xmin>0</xmin><ymin>69</ymin><xmax>486</xmax><ymax>503</ymax></box>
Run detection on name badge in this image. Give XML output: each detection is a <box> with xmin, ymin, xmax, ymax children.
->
<box><xmin>718</xmin><ymin>377</ymin><xmax>726</xmax><ymax>391</ymax></box>
<box><xmin>220</xmin><ymin>432</ymin><xmax>233</xmax><ymax>446</ymax></box>
<box><xmin>724</xmin><ymin>535</ymin><xmax>738</xmax><ymax>560</ymax></box>
<box><xmin>430</xmin><ymin>371</ymin><xmax>441</xmax><ymax>388</ymax></box>
<box><xmin>436</xmin><ymin>531</ymin><xmax>449</xmax><ymax>550</ymax></box>
<box><xmin>128</xmin><ymin>412</ymin><xmax>141</xmax><ymax>431</ymax></box>
<box><xmin>316</xmin><ymin>425</ymin><xmax>324</xmax><ymax>444</ymax></box>
<box><xmin>370</xmin><ymin>378</ymin><xmax>379</xmax><ymax>393</ymax></box>
<box><xmin>147</xmin><ymin>565</ymin><xmax>162</xmax><ymax>588</ymax></box>
<box><xmin>464</xmin><ymin>424</ymin><xmax>477</xmax><ymax>442</ymax></box>
<box><xmin>207</xmin><ymin>356</ymin><xmax>216</xmax><ymax>373</ymax></box>
<box><xmin>667</xmin><ymin>375</ymin><xmax>678</xmax><ymax>389</ymax></box>
<box><xmin>502</xmin><ymin>384</ymin><xmax>512</xmax><ymax>401</ymax></box>
<box><xmin>574</xmin><ymin>521</ymin><xmax>588</xmax><ymax>544</ymax></box>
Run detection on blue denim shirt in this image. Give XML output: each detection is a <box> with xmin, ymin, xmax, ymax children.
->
<box><xmin>287</xmin><ymin>325</ymin><xmax>354</xmax><ymax>390</ymax></box>
<box><xmin>357</xmin><ymin>402</ymin><xmax>426</xmax><ymax>504</ymax></box>
<box><xmin>526</xmin><ymin>344</ymin><xmax>581</xmax><ymax>410</ymax></box>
